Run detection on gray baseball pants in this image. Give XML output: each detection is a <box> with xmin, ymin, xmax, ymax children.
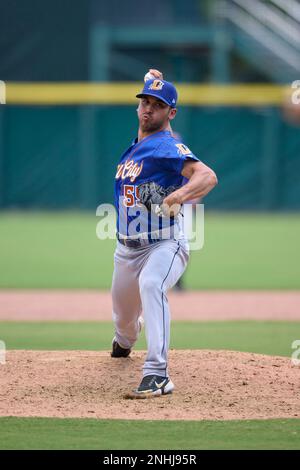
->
<box><xmin>111</xmin><ymin>238</ymin><xmax>189</xmax><ymax>378</ymax></box>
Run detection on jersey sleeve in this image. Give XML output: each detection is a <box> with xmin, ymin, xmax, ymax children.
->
<box><xmin>154</xmin><ymin>140</ymin><xmax>200</xmax><ymax>175</ymax></box>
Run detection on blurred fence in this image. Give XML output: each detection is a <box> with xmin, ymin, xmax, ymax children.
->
<box><xmin>2</xmin><ymin>0</ymin><xmax>300</xmax><ymax>84</ymax></box>
<box><xmin>0</xmin><ymin>83</ymin><xmax>299</xmax><ymax>211</ymax></box>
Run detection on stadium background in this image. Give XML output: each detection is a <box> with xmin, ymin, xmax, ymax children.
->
<box><xmin>0</xmin><ymin>0</ymin><xmax>300</xmax><ymax>450</ymax></box>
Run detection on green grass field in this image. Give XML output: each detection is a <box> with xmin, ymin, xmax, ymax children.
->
<box><xmin>1</xmin><ymin>211</ymin><xmax>300</xmax><ymax>449</ymax></box>
<box><xmin>0</xmin><ymin>417</ymin><xmax>299</xmax><ymax>450</ymax></box>
<box><xmin>0</xmin><ymin>211</ymin><xmax>300</xmax><ymax>289</ymax></box>
<box><xmin>1</xmin><ymin>321</ymin><xmax>299</xmax><ymax>357</ymax></box>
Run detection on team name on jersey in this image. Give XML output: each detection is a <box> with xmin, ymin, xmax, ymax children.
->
<box><xmin>115</xmin><ymin>159</ymin><xmax>144</xmax><ymax>183</ymax></box>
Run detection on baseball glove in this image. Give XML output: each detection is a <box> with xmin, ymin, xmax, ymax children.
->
<box><xmin>137</xmin><ymin>181</ymin><xmax>180</xmax><ymax>217</ymax></box>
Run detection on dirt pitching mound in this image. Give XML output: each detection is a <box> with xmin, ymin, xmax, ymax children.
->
<box><xmin>1</xmin><ymin>350</ymin><xmax>299</xmax><ymax>421</ymax></box>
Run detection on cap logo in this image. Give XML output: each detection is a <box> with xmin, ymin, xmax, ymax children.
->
<box><xmin>149</xmin><ymin>80</ymin><xmax>164</xmax><ymax>91</ymax></box>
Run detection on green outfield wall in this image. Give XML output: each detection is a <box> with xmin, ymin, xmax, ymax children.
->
<box><xmin>0</xmin><ymin>98</ymin><xmax>299</xmax><ymax>210</ymax></box>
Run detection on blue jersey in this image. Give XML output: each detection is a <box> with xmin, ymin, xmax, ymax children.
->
<box><xmin>114</xmin><ymin>130</ymin><xmax>199</xmax><ymax>238</ymax></box>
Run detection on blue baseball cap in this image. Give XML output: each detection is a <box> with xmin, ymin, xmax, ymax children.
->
<box><xmin>136</xmin><ymin>79</ymin><xmax>178</xmax><ymax>108</ymax></box>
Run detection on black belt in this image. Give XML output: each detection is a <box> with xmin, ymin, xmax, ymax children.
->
<box><xmin>117</xmin><ymin>233</ymin><xmax>161</xmax><ymax>248</ymax></box>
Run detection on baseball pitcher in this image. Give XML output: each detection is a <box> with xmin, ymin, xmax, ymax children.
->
<box><xmin>111</xmin><ymin>69</ymin><xmax>218</xmax><ymax>398</ymax></box>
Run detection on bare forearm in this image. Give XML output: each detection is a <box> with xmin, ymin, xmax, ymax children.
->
<box><xmin>178</xmin><ymin>169</ymin><xmax>217</xmax><ymax>203</ymax></box>
<box><xmin>165</xmin><ymin>169</ymin><xmax>218</xmax><ymax>206</ymax></box>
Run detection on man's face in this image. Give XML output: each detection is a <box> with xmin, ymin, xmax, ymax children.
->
<box><xmin>137</xmin><ymin>95</ymin><xmax>176</xmax><ymax>133</ymax></box>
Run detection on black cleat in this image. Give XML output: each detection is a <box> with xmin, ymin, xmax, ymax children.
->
<box><xmin>111</xmin><ymin>340</ymin><xmax>131</xmax><ymax>358</ymax></box>
<box><xmin>125</xmin><ymin>374</ymin><xmax>174</xmax><ymax>399</ymax></box>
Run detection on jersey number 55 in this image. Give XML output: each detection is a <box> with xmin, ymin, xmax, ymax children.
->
<box><xmin>123</xmin><ymin>184</ymin><xmax>140</xmax><ymax>207</ymax></box>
